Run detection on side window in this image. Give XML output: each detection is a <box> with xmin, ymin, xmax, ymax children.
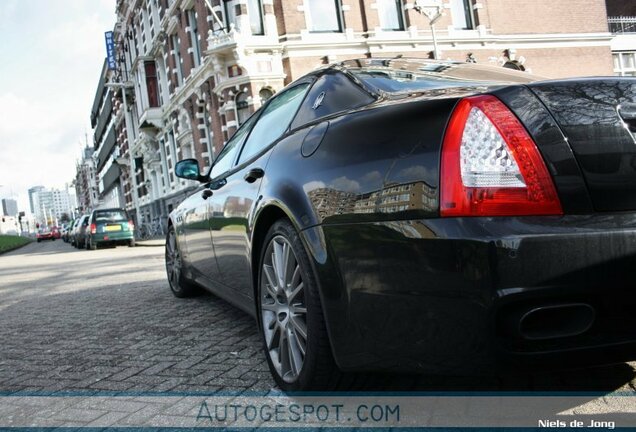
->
<box><xmin>209</xmin><ymin>113</ymin><xmax>259</xmax><ymax>179</ymax></box>
<box><xmin>291</xmin><ymin>72</ymin><xmax>374</xmax><ymax>129</ymax></box>
<box><xmin>237</xmin><ymin>83</ymin><xmax>310</xmax><ymax>164</ymax></box>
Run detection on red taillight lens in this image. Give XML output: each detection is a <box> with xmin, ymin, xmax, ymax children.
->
<box><xmin>128</xmin><ymin>219</ymin><xmax>134</xmax><ymax>230</ymax></box>
<box><xmin>90</xmin><ymin>223</ymin><xmax>97</xmax><ymax>234</ymax></box>
<box><xmin>440</xmin><ymin>95</ymin><xmax>562</xmax><ymax>217</ymax></box>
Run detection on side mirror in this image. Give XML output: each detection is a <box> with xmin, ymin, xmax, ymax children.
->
<box><xmin>175</xmin><ymin>159</ymin><xmax>206</xmax><ymax>182</ymax></box>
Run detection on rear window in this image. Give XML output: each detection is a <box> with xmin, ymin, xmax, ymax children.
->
<box><xmin>352</xmin><ymin>70</ymin><xmax>482</xmax><ymax>93</ymax></box>
<box><xmin>345</xmin><ymin>59</ymin><xmax>539</xmax><ymax>94</ymax></box>
<box><xmin>94</xmin><ymin>210</ymin><xmax>128</xmax><ymax>223</ymax></box>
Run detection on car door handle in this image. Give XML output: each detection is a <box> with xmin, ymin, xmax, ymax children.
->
<box><xmin>201</xmin><ymin>189</ymin><xmax>213</xmax><ymax>200</ymax></box>
<box><xmin>244</xmin><ymin>168</ymin><xmax>264</xmax><ymax>183</ymax></box>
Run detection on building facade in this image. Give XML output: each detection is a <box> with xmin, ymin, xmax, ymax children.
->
<box><xmin>89</xmin><ymin>0</ymin><xmax>613</xmax><ymax>225</ymax></box>
<box><xmin>1</xmin><ymin>199</ymin><xmax>18</xmax><ymax>217</ymax></box>
<box><xmin>73</xmin><ymin>146</ymin><xmax>99</xmax><ymax>214</ymax></box>
<box><xmin>607</xmin><ymin>0</ymin><xmax>636</xmax><ymax>76</ymax></box>
<box><xmin>90</xmin><ymin>60</ymin><xmax>127</xmax><ymax>211</ymax></box>
<box><xmin>28</xmin><ymin>186</ymin><xmax>45</xmax><ymax>215</ymax></box>
<box><xmin>30</xmin><ymin>187</ymin><xmax>76</xmax><ymax>226</ymax></box>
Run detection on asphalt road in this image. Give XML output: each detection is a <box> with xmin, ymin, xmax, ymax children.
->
<box><xmin>0</xmin><ymin>239</ymin><xmax>635</xmax><ymax>426</ymax></box>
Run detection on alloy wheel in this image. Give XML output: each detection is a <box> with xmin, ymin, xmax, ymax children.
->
<box><xmin>260</xmin><ymin>235</ymin><xmax>308</xmax><ymax>383</ymax></box>
<box><xmin>165</xmin><ymin>229</ymin><xmax>182</xmax><ymax>291</ymax></box>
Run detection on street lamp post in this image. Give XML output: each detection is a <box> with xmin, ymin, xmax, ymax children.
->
<box><xmin>412</xmin><ymin>0</ymin><xmax>445</xmax><ymax>59</ymax></box>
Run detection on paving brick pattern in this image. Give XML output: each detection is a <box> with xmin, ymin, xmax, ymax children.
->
<box><xmin>0</xmin><ymin>240</ymin><xmax>273</xmax><ymax>394</ymax></box>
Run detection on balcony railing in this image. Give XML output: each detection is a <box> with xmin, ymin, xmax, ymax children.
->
<box><xmin>609</xmin><ymin>16</ymin><xmax>636</xmax><ymax>34</ymax></box>
<box><xmin>207</xmin><ymin>28</ymin><xmax>241</xmax><ymax>53</ymax></box>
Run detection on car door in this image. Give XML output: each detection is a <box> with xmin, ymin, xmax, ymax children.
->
<box><xmin>208</xmin><ymin>82</ymin><xmax>312</xmax><ymax>300</ymax></box>
<box><xmin>182</xmin><ymin>117</ymin><xmax>257</xmax><ymax>283</ymax></box>
<box><xmin>180</xmin><ymin>186</ymin><xmax>220</xmax><ymax>281</ymax></box>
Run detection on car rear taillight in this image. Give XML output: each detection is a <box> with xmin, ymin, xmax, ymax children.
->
<box><xmin>90</xmin><ymin>223</ymin><xmax>97</xmax><ymax>234</ymax></box>
<box><xmin>128</xmin><ymin>220</ymin><xmax>134</xmax><ymax>230</ymax></box>
<box><xmin>440</xmin><ymin>95</ymin><xmax>562</xmax><ymax>217</ymax></box>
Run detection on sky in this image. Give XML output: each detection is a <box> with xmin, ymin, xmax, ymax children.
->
<box><xmin>0</xmin><ymin>0</ymin><xmax>116</xmax><ymax>213</ymax></box>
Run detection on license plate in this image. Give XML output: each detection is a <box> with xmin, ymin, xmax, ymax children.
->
<box><xmin>105</xmin><ymin>225</ymin><xmax>122</xmax><ymax>232</ymax></box>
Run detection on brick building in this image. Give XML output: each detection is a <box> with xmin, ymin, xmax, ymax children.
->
<box><xmin>91</xmin><ymin>0</ymin><xmax>613</xmax><ymax>225</ymax></box>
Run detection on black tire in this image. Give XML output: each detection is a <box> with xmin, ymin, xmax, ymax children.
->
<box><xmin>257</xmin><ymin>219</ymin><xmax>342</xmax><ymax>391</ymax></box>
<box><xmin>128</xmin><ymin>239</ymin><xmax>135</xmax><ymax>247</ymax></box>
<box><xmin>37</xmin><ymin>239</ymin><xmax>41</xmax><ymax>243</ymax></box>
<box><xmin>165</xmin><ymin>226</ymin><xmax>200</xmax><ymax>298</ymax></box>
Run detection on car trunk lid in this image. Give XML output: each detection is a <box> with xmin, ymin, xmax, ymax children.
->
<box><xmin>529</xmin><ymin>78</ymin><xmax>636</xmax><ymax>212</ymax></box>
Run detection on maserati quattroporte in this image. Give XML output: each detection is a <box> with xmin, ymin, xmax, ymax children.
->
<box><xmin>165</xmin><ymin>58</ymin><xmax>636</xmax><ymax>390</ymax></box>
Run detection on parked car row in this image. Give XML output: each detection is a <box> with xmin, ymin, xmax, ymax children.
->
<box><xmin>61</xmin><ymin>208</ymin><xmax>135</xmax><ymax>250</ymax></box>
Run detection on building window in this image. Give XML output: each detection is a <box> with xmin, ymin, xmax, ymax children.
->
<box><xmin>236</xmin><ymin>92</ymin><xmax>250</xmax><ymax>126</ymax></box>
<box><xmin>259</xmin><ymin>87</ymin><xmax>274</xmax><ymax>104</ymax></box>
<box><xmin>203</xmin><ymin>108</ymin><xmax>215</xmax><ymax>167</ymax></box>
<box><xmin>224</xmin><ymin>0</ymin><xmax>237</xmax><ymax>31</ymax></box>
<box><xmin>248</xmin><ymin>0</ymin><xmax>264</xmax><ymax>35</ymax></box>
<box><xmin>170</xmin><ymin>34</ymin><xmax>184</xmax><ymax>86</ymax></box>
<box><xmin>450</xmin><ymin>0</ymin><xmax>474</xmax><ymax>30</ymax></box>
<box><xmin>306</xmin><ymin>0</ymin><xmax>343</xmax><ymax>33</ymax></box>
<box><xmin>613</xmin><ymin>52</ymin><xmax>636</xmax><ymax>76</ymax></box>
<box><xmin>156</xmin><ymin>57</ymin><xmax>169</xmax><ymax>104</ymax></box>
<box><xmin>144</xmin><ymin>61</ymin><xmax>160</xmax><ymax>108</ymax></box>
<box><xmin>147</xmin><ymin>1</ymin><xmax>155</xmax><ymax>39</ymax></box>
<box><xmin>187</xmin><ymin>9</ymin><xmax>202</xmax><ymax>68</ymax></box>
<box><xmin>377</xmin><ymin>0</ymin><xmax>405</xmax><ymax>31</ymax></box>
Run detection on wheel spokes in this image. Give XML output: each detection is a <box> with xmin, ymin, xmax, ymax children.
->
<box><xmin>260</xmin><ymin>235</ymin><xmax>308</xmax><ymax>383</ymax></box>
<box><xmin>263</xmin><ymin>265</ymin><xmax>278</xmax><ymax>296</ymax></box>
<box><xmin>286</xmin><ymin>328</ymin><xmax>303</xmax><ymax>377</ymax></box>
<box><xmin>272</xmin><ymin>240</ymin><xmax>286</xmax><ymax>288</ymax></box>
<box><xmin>261</xmin><ymin>301</ymin><xmax>278</xmax><ymax>312</ymax></box>
<box><xmin>290</xmin><ymin>315</ymin><xmax>307</xmax><ymax>341</ymax></box>
<box><xmin>265</xmin><ymin>322</ymin><xmax>280</xmax><ymax>351</ymax></box>
<box><xmin>166</xmin><ymin>231</ymin><xmax>182</xmax><ymax>288</ymax></box>
<box><xmin>288</xmin><ymin>280</ymin><xmax>303</xmax><ymax>303</ymax></box>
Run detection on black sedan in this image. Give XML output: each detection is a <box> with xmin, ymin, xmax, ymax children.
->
<box><xmin>166</xmin><ymin>58</ymin><xmax>636</xmax><ymax>391</ymax></box>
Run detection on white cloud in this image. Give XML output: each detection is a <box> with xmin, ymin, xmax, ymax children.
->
<box><xmin>396</xmin><ymin>165</ymin><xmax>432</xmax><ymax>180</ymax></box>
<box><xmin>303</xmin><ymin>180</ymin><xmax>326</xmax><ymax>193</ymax></box>
<box><xmin>360</xmin><ymin>170</ymin><xmax>383</xmax><ymax>185</ymax></box>
<box><xmin>330</xmin><ymin>176</ymin><xmax>360</xmax><ymax>193</ymax></box>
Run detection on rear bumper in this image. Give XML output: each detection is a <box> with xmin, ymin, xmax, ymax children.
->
<box><xmin>90</xmin><ymin>231</ymin><xmax>133</xmax><ymax>244</ymax></box>
<box><xmin>310</xmin><ymin>214</ymin><xmax>636</xmax><ymax>375</ymax></box>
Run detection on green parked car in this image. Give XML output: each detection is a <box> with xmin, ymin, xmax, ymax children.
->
<box><xmin>85</xmin><ymin>208</ymin><xmax>135</xmax><ymax>250</ymax></box>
